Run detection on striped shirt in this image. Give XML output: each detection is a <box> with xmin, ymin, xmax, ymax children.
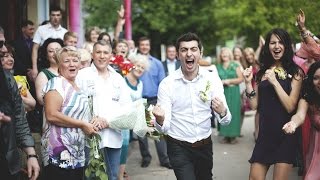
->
<box><xmin>41</xmin><ymin>76</ymin><xmax>90</xmax><ymax>169</ymax></box>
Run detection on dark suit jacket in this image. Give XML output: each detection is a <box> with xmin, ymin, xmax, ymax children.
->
<box><xmin>162</xmin><ymin>59</ymin><xmax>181</xmax><ymax>76</ymax></box>
<box><xmin>0</xmin><ymin>69</ymin><xmax>34</xmax><ymax>174</ymax></box>
<box><xmin>10</xmin><ymin>37</ymin><xmax>33</xmax><ymax>76</ymax></box>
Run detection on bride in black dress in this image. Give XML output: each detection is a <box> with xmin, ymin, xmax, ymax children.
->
<box><xmin>243</xmin><ymin>28</ymin><xmax>304</xmax><ymax>180</ymax></box>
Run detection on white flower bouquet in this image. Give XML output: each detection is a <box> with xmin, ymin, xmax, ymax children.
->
<box><xmin>108</xmin><ymin>99</ymin><xmax>149</xmax><ymax>137</ymax></box>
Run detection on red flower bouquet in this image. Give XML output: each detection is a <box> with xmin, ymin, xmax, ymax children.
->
<box><xmin>110</xmin><ymin>55</ymin><xmax>134</xmax><ymax>76</ymax></box>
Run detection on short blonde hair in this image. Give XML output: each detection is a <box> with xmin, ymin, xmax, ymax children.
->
<box><xmin>78</xmin><ymin>48</ymin><xmax>91</xmax><ymax>62</ymax></box>
<box><xmin>128</xmin><ymin>54</ymin><xmax>150</xmax><ymax>71</ymax></box>
<box><xmin>63</xmin><ymin>31</ymin><xmax>78</xmax><ymax>41</ymax></box>
<box><xmin>217</xmin><ymin>47</ymin><xmax>233</xmax><ymax>64</ymax></box>
<box><xmin>55</xmin><ymin>46</ymin><xmax>80</xmax><ymax>65</ymax></box>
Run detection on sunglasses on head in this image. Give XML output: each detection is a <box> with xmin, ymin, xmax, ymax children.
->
<box><xmin>0</xmin><ymin>41</ymin><xmax>5</xmax><ymax>48</ymax></box>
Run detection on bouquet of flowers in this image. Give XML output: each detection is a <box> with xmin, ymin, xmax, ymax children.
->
<box><xmin>14</xmin><ymin>75</ymin><xmax>29</xmax><ymax>97</ymax></box>
<box><xmin>108</xmin><ymin>99</ymin><xmax>149</xmax><ymax>137</ymax></box>
<box><xmin>274</xmin><ymin>67</ymin><xmax>292</xmax><ymax>80</ymax></box>
<box><xmin>85</xmin><ymin>95</ymin><xmax>108</xmax><ymax>180</ymax></box>
<box><xmin>110</xmin><ymin>55</ymin><xmax>134</xmax><ymax>76</ymax></box>
<box><xmin>199</xmin><ymin>80</ymin><xmax>211</xmax><ymax>102</ymax></box>
<box><xmin>144</xmin><ymin>103</ymin><xmax>163</xmax><ymax>141</ymax></box>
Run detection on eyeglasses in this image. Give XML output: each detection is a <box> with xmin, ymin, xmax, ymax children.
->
<box><xmin>0</xmin><ymin>41</ymin><xmax>5</xmax><ymax>48</ymax></box>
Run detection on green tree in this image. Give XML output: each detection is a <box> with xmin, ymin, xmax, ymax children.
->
<box><xmin>84</xmin><ymin>0</ymin><xmax>320</xmax><ymax>56</ymax></box>
<box><xmin>83</xmin><ymin>0</ymin><xmax>122</xmax><ymax>31</ymax></box>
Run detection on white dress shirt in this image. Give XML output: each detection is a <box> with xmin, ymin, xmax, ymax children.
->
<box><xmin>155</xmin><ymin>67</ymin><xmax>231</xmax><ymax>143</ymax></box>
<box><xmin>166</xmin><ymin>59</ymin><xmax>177</xmax><ymax>75</ymax></box>
<box><xmin>33</xmin><ymin>23</ymin><xmax>68</xmax><ymax>45</ymax></box>
<box><xmin>76</xmin><ymin>64</ymin><xmax>132</xmax><ymax>148</ymax></box>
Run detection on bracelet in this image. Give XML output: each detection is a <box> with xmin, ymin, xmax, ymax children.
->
<box><xmin>301</xmin><ymin>30</ymin><xmax>313</xmax><ymax>39</ymax></box>
<box><xmin>27</xmin><ymin>154</ymin><xmax>39</xmax><ymax>159</ymax></box>
<box><xmin>245</xmin><ymin>90</ymin><xmax>256</xmax><ymax>99</ymax></box>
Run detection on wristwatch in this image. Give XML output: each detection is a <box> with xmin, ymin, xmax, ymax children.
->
<box><xmin>27</xmin><ymin>154</ymin><xmax>39</xmax><ymax>160</ymax></box>
<box><xmin>219</xmin><ymin>109</ymin><xmax>227</xmax><ymax>118</ymax></box>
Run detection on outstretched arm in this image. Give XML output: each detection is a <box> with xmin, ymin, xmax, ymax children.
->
<box><xmin>255</xmin><ymin>36</ymin><xmax>265</xmax><ymax>61</ymax></box>
<box><xmin>296</xmin><ymin>9</ymin><xmax>320</xmax><ymax>59</ymax></box>
<box><xmin>114</xmin><ymin>5</ymin><xmax>125</xmax><ymax>42</ymax></box>
<box><xmin>283</xmin><ymin>99</ymin><xmax>308</xmax><ymax>134</ymax></box>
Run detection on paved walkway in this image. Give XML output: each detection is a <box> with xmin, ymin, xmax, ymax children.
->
<box><xmin>125</xmin><ymin>111</ymin><xmax>302</xmax><ymax>180</ymax></box>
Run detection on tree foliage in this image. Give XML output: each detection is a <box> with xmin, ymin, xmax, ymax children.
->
<box><xmin>84</xmin><ymin>0</ymin><xmax>320</xmax><ymax>56</ymax></box>
<box><xmin>83</xmin><ymin>0</ymin><xmax>122</xmax><ymax>31</ymax></box>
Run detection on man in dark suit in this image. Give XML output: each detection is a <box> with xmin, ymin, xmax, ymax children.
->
<box><xmin>11</xmin><ymin>20</ymin><xmax>35</xmax><ymax>77</ymax></box>
<box><xmin>10</xmin><ymin>20</ymin><xmax>41</xmax><ymax>133</ymax></box>
<box><xmin>162</xmin><ymin>45</ymin><xmax>180</xmax><ymax>76</ymax></box>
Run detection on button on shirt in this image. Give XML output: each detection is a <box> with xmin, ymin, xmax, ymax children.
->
<box><xmin>33</xmin><ymin>23</ymin><xmax>68</xmax><ymax>45</ymax></box>
<box><xmin>76</xmin><ymin>64</ymin><xmax>132</xmax><ymax>148</ymax></box>
<box><xmin>155</xmin><ymin>67</ymin><xmax>231</xmax><ymax>143</ymax></box>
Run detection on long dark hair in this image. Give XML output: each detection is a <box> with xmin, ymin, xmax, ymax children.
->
<box><xmin>256</xmin><ymin>28</ymin><xmax>302</xmax><ymax>82</ymax></box>
<box><xmin>39</xmin><ymin>38</ymin><xmax>64</xmax><ymax>69</ymax></box>
<box><xmin>302</xmin><ymin>61</ymin><xmax>320</xmax><ymax>106</ymax></box>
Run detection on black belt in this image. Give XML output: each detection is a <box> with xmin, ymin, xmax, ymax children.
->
<box><xmin>167</xmin><ymin>135</ymin><xmax>212</xmax><ymax>148</ymax></box>
<box><xmin>143</xmin><ymin>96</ymin><xmax>157</xmax><ymax>100</ymax></box>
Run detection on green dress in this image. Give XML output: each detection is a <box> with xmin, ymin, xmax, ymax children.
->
<box><xmin>217</xmin><ymin>61</ymin><xmax>241</xmax><ymax>137</ymax></box>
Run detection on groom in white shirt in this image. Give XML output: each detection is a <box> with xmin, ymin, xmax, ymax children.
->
<box><xmin>153</xmin><ymin>33</ymin><xmax>231</xmax><ymax>180</ymax></box>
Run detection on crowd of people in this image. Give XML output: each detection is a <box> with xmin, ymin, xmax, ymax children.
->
<box><xmin>1</xmin><ymin>5</ymin><xmax>320</xmax><ymax>180</ymax></box>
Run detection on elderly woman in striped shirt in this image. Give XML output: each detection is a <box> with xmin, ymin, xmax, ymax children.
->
<box><xmin>41</xmin><ymin>46</ymin><xmax>99</xmax><ymax>180</ymax></box>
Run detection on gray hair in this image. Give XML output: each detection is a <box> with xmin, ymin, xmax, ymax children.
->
<box><xmin>128</xmin><ymin>54</ymin><xmax>150</xmax><ymax>71</ymax></box>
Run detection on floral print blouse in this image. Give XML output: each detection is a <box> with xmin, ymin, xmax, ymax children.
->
<box><xmin>41</xmin><ymin>76</ymin><xmax>90</xmax><ymax>169</ymax></box>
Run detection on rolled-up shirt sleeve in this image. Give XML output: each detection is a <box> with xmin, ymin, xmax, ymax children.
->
<box><xmin>210</xmin><ymin>71</ymin><xmax>232</xmax><ymax>126</ymax></box>
<box><xmin>155</xmin><ymin>79</ymin><xmax>172</xmax><ymax>134</ymax></box>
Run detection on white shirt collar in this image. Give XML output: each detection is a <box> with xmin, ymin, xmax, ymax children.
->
<box><xmin>166</xmin><ymin>59</ymin><xmax>176</xmax><ymax>64</ymax></box>
<box><xmin>47</xmin><ymin>23</ymin><xmax>63</xmax><ymax>30</ymax></box>
<box><xmin>89</xmin><ymin>63</ymin><xmax>117</xmax><ymax>75</ymax></box>
<box><xmin>172</xmin><ymin>66</ymin><xmax>205</xmax><ymax>82</ymax></box>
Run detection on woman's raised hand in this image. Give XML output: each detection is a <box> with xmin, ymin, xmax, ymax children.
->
<box><xmin>296</xmin><ymin>9</ymin><xmax>305</xmax><ymax>31</ymax></box>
